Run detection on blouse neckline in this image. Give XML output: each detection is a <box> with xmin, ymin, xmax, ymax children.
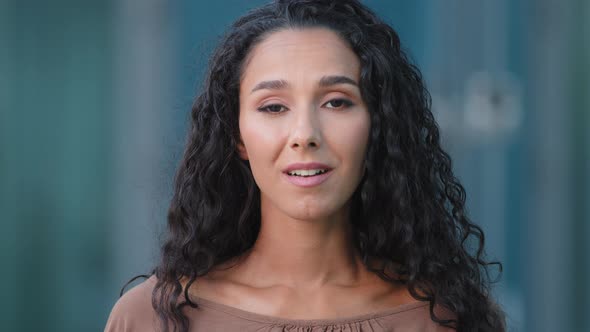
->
<box><xmin>190</xmin><ymin>295</ymin><xmax>429</xmax><ymax>326</ymax></box>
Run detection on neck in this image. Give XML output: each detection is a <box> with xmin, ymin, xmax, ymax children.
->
<box><xmin>234</xmin><ymin>198</ymin><xmax>364</xmax><ymax>290</ymax></box>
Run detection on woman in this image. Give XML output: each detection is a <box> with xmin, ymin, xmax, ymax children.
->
<box><xmin>105</xmin><ymin>0</ymin><xmax>505</xmax><ymax>331</ymax></box>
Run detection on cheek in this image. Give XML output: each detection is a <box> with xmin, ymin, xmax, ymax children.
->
<box><xmin>326</xmin><ymin>112</ymin><xmax>371</xmax><ymax>166</ymax></box>
<box><xmin>239</xmin><ymin>113</ymin><xmax>284</xmax><ymax>168</ymax></box>
<box><xmin>350</xmin><ymin>119</ymin><xmax>371</xmax><ymax>157</ymax></box>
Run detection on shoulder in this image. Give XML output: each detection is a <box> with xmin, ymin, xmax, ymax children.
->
<box><xmin>104</xmin><ymin>276</ymin><xmax>159</xmax><ymax>332</ymax></box>
<box><xmin>376</xmin><ymin>301</ymin><xmax>457</xmax><ymax>331</ymax></box>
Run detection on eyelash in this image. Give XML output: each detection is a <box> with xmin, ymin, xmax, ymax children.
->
<box><xmin>256</xmin><ymin>98</ymin><xmax>354</xmax><ymax>114</ymax></box>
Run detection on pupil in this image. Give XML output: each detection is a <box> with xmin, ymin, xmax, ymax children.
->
<box><xmin>331</xmin><ymin>100</ymin><xmax>343</xmax><ymax>107</ymax></box>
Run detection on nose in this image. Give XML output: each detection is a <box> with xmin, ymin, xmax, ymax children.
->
<box><xmin>288</xmin><ymin>106</ymin><xmax>322</xmax><ymax>150</ymax></box>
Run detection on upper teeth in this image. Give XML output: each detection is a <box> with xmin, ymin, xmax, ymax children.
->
<box><xmin>287</xmin><ymin>169</ymin><xmax>328</xmax><ymax>177</ymax></box>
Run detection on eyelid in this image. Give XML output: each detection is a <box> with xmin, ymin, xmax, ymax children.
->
<box><xmin>322</xmin><ymin>98</ymin><xmax>354</xmax><ymax>109</ymax></box>
<box><xmin>255</xmin><ymin>97</ymin><xmax>354</xmax><ymax>113</ymax></box>
<box><xmin>256</xmin><ymin>102</ymin><xmax>288</xmax><ymax>114</ymax></box>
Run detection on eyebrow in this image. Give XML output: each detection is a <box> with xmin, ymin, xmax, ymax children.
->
<box><xmin>250</xmin><ymin>75</ymin><xmax>358</xmax><ymax>94</ymax></box>
<box><xmin>318</xmin><ymin>75</ymin><xmax>358</xmax><ymax>88</ymax></box>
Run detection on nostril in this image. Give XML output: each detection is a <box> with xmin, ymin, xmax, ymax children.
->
<box><xmin>290</xmin><ymin>136</ymin><xmax>320</xmax><ymax>149</ymax></box>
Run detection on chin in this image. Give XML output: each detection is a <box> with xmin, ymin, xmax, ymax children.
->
<box><xmin>283</xmin><ymin>199</ymin><xmax>347</xmax><ymax>222</ymax></box>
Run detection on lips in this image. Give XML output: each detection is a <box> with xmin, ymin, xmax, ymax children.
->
<box><xmin>282</xmin><ymin>162</ymin><xmax>333</xmax><ymax>187</ymax></box>
<box><xmin>282</xmin><ymin>162</ymin><xmax>333</xmax><ymax>174</ymax></box>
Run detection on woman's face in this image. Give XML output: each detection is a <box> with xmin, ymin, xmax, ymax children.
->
<box><xmin>238</xmin><ymin>28</ymin><xmax>370</xmax><ymax>221</ymax></box>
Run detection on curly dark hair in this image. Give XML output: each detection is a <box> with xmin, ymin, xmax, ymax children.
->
<box><xmin>124</xmin><ymin>0</ymin><xmax>505</xmax><ymax>331</ymax></box>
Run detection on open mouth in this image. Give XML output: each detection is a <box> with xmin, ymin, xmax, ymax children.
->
<box><xmin>283</xmin><ymin>167</ymin><xmax>333</xmax><ymax>187</ymax></box>
<box><xmin>286</xmin><ymin>169</ymin><xmax>330</xmax><ymax>177</ymax></box>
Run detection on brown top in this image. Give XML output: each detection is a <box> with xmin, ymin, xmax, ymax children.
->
<box><xmin>104</xmin><ymin>277</ymin><xmax>455</xmax><ymax>332</ymax></box>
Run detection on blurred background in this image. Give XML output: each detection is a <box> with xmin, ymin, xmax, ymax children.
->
<box><xmin>0</xmin><ymin>0</ymin><xmax>588</xmax><ymax>331</ymax></box>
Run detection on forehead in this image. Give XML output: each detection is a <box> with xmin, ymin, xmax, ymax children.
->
<box><xmin>240</xmin><ymin>28</ymin><xmax>360</xmax><ymax>87</ymax></box>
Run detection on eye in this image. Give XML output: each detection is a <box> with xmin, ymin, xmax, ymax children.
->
<box><xmin>323</xmin><ymin>98</ymin><xmax>354</xmax><ymax>109</ymax></box>
<box><xmin>257</xmin><ymin>104</ymin><xmax>287</xmax><ymax>113</ymax></box>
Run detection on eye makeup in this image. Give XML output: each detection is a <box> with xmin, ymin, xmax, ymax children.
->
<box><xmin>256</xmin><ymin>98</ymin><xmax>354</xmax><ymax>114</ymax></box>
